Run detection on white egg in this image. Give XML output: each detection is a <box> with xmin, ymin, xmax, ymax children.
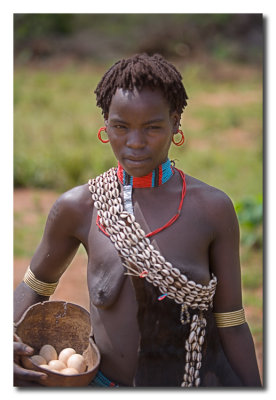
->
<box><xmin>48</xmin><ymin>359</ymin><xmax>66</xmax><ymax>371</ymax></box>
<box><xmin>58</xmin><ymin>347</ymin><xmax>76</xmax><ymax>365</ymax></box>
<box><xmin>67</xmin><ymin>353</ymin><xmax>86</xmax><ymax>373</ymax></box>
<box><xmin>39</xmin><ymin>344</ymin><xmax>57</xmax><ymax>363</ymax></box>
<box><xmin>30</xmin><ymin>355</ymin><xmax>46</xmax><ymax>366</ymax></box>
<box><xmin>40</xmin><ymin>364</ymin><xmax>51</xmax><ymax>370</ymax></box>
<box><xmin>60</xmin><ymin>367</ymin><xmax>79</xmax><ymax>375</ymax></box>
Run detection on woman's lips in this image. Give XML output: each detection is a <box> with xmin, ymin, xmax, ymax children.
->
<box><xmin>124</xmin><ymin>157</ymin><xmax>150</xmax><ymax>166</ymax></box>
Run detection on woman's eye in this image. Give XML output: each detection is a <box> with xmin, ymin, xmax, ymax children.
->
<box><xmin>114</xmin><ymin>125</ymin><xmax>126</xmax><ymax>129</ymax></box>
<box><xmin>148</xmin><ymin>126</ymin><xmax>160</xmax><ymax>130</ymax></box>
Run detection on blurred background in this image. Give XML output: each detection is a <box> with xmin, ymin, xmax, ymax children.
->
<box><xmin>13</xmin><ymin>14</ymin><xmax>263</xmax><ymax>379</ymax></box>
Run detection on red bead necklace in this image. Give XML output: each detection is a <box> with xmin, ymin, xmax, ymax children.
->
<box><xmin>96</xmin><ymin>167</ymin><xmax>186</xmax><ymax>238</ymax></box>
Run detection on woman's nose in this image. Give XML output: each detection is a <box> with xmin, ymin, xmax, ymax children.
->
<box><xmin>126</xmin><ymin>129</ymin><xmax>146</xmax><ymax>149</ymax></box>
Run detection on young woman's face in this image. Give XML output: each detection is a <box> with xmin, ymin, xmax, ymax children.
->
<box><xmin>105</xmin><ymin>87</ymin><xmax>180</xmax><ymax>177</ymax></box>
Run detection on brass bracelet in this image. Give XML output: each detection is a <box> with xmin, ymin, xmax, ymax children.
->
<box><xmin>23</xmin><ymin>266</ymin><xmax>59</xmax><ymax>296</ymax></box>
<box><xmin>213</xmin><ymin>308</ymin><xmax>246</xmax><ymax>328</ymax></box>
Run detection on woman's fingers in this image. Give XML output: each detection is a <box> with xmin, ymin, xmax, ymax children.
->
<box><xmin>14</xmin><ymin>341</ymin><xmax>34</xmax><ymax>356</ymax></box>
<box><xmin>14</xmin><ymin>362</ymin><xmax>47</xmax><ymax>386</ymax></box>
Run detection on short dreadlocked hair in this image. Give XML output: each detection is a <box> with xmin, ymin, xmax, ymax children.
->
<box><xmin>94</xmin><ymin>53</ymin><xmax>188</xmax><ymax>116</ymax></box>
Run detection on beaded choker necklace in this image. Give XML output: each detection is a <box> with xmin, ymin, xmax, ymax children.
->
<box><xmin>117</xmin><ymin>159</ymin><xmax>174</xmax><ymax>188</ymax></box>
<box><xmin>95</xmin><ymin>161</ymin><xmax>186</xmax><ymax>238</ymax></box>
<box><xmin>117</xmin><ymin>159</ymin><xmax>175</xmax><ymax>215</ymax></box>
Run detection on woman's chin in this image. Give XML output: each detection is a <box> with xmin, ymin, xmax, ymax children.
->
<box><xmin>122</xmin><ymin>158</ymin><xmax>152</xmax><ymax>176</ymax></box>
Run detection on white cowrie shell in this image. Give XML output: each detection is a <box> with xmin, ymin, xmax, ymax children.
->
<box><xmin>164</xmin><ymin>261</ymin><xmax>173</xmax><ymax>270</ymax></box>
<box><xmin>195</xmin><ymin>378</ymin><xmax>201</xmax><ymax>387</ymax></box>
<box><xmin>174</xmin><ymin>281</ymin><xmax>182</xmax><ymax>289</ymax></box>
<box><xmin>136</xmin><ymin>229</ymin><xmax>146</xmax><ymax>239</ymax></box>
<box><xmin>196</xmin><ymin>361</ymin><xmax>202</xmax><ymax>370</ymax></box>
<box><xmin>94</xmin><ymin>201</ymin><xmax>101</xmax><ymax>209</ymax></box>
<box><xmin>114</xmin><ymin>242</ymin><xmax>122</xmax><ymax>251</ymax></box>
<box><xmin>159</xmin><ymin>285</ymin><xmax>167</xmax><ymax>294</ymax></box>
<box><xmin>187</xmin><ymin>280</ymin><xmax>196</xmax><ymax>289</ymax></box>
<box><xmin>199</xmin><ymin>336</ymin><xmax>205</xmax><ymax>345</ymax></box>
<box><xmin>120</xmin><ymin>211</ymin><xmax>129</xmax><ymax>219</ymax></box>
<box><xmin>117</xmin><ymin>219</ymin><xmax>126</xmax><ymax>228</ymax></box>
<box><xmin>117</xmin><ymin>204</ymin><xmax>124</xmax><ymax>213</ymax></box>
<box><xmin>153</xmin><ymin>263</ymin><xmax>162</xmax><ymax>271</ymax></box>
<box><xmin>143</xmin><ymin>237</ymin><xmax>151</xmax><ymax>246</ymax></box>
<box><xmin>112</xmin><ymin>188</ymin><xmax>119</xmax><ymax>198</ymax></box>
<box><xmin>127</xmin><ymin>214</ymin><xmax>135</xmax><ymax>224</ymax></box>
<box><xmin>145</xmin><ymin>275</ymin><xmax>154</xmax><ymax>283</ymax></box>
<box><xmin>129</xmin><ymin>233</ymin><xmax>138</xmax><ymax>244</ymax></box>
<box><xmin>143</xmin><ymin>249</ymin><xmax>151</xmax><ymax>259</ymax></box>
<box><xmin>137</xmin><ymin>242</ymin><xmax>145</xmax><ymax>251</ymax></box>
<box><xmin>185</xmin><ymin>342</ymin><xmax>191</xmax><ymax>352</ymax></box>
<box><xmin>183</xmin><ymin>373</ymin><xmax>189</xmax><ymax>382</ymax></box>
<box><xmin>171</xmin><ymin>268</ymin><xmax>181</xmax><ymax>278</ymax></box>
<box><xmin>179</xmin><ymin>274</ymin><xmax>188</xmax><ymax>284</ymax></box>
<box><xmin>91</xmin><ymin>193</ymin><xmax>98</xmax><ymax>201</ymax></box>
<box><xmin>190</xmin><ymin>322</ymin><xmax>197</xmax><ymax>331</ymax></box>
<box><xmin>110</xmin><ymin>205</ymin><xmax>118</xmax><ymax>215</ymax></box>
<box><xmin>192</xmin><ymin>351</ymin><xmax>198</xmax><ymax>361</ymax></box>
<box><xmin>188</xmin><ymin>331</ymin><xmax>196</xmax><ymax>344</ymax></box>
<box><xmin>121</xmin><ymin>248</ymin><xmax>130</xmax><ymax>257</ymax></box>
<box><xmin>97</xmin><ymin>187</ymin><xmax>104</xmax><ymax>195</ymax></box>
<box><xmin>157</xmin><ymin>255</ymin><xmax>166</xmax><ymax>264</ymax></box>
<box><xmin>165</xmin><ymin>276</ymin><xmax>174</xmax><ymax>285</ymax></box>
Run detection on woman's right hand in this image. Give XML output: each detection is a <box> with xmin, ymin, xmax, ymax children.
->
<box><xmin>14</xmin><ymin>338</ymin><xmax>48</xmax><ymax>386</ymax></box>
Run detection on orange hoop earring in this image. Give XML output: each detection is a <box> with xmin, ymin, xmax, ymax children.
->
<box><xmin>172</xmin><ymin>130</ymin><xmax>185</xmax><ymax>146</ymax></box>
<box><xmin>98</xmin><ymin>127</ymin><xmax>109</xmax><ymax>143</ymax></box>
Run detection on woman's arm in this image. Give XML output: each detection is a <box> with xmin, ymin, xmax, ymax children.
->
<box><xmin>14</xmin><ymin>185</ymin><xmax>91</xmax><ymax>385</ymax></box>
<box><xmin>14</xmin><ymin>190</ymin><xmax>82</xmax><ymax>322</ymax></box>
<box><xmin>209</xmin><ymin>191</ymin><xmax>262</xmax><ymax>386</ymax></box>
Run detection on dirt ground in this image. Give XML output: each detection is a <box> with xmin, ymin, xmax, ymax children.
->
<box><xmin>13</xmin><ymin>188</ymin><xmax>263</xmax><ymax>382</ymax></box>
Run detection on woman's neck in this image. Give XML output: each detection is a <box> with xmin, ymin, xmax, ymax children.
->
<box><xmin>117</xmin><ymin>159</ymin><xmax>174</xmax><ymax>188</ymax></box>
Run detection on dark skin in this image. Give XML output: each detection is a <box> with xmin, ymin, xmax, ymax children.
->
<box><xmin>14</xmin><ymin>87</ymin><xmax>261</xmax><ymax>387</ymax></box>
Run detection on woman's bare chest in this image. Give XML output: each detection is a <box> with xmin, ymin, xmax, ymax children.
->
<box><xmin>86</xmin><ymin>197</ymin><xmax>213</xmax><ymax>310</ymax></box>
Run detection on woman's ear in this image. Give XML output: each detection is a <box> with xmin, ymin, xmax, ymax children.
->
<box><xmin>171</xmin><ymin>112</ymin><xmax>181</xmax><ymax>133</ymax></box>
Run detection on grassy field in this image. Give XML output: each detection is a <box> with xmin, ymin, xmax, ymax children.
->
<box><xmin>14</xmin><ymin>59</ymin><xmax>263</xmax><ymax>377</ymax></box>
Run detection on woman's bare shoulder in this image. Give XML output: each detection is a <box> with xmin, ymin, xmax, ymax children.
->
<box><xmin>58</xmin><ymin>183</ymin><xmax>92</xmax><ymax>208</ymax></box>
<box><xmin>184</xmin><ymin>174</ymin><xmax>236</xmax><ymax>221</ymax></box>
<box><xmin>47</xmin><ymin>183</ymin><xmax>93</xmax><ymax>224</ymax></box>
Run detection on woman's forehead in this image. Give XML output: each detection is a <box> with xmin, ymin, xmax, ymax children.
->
<box><xmin>109</xmin><ymin>87</ymin><xmax>170</xmax><ymax>111</ymax></box>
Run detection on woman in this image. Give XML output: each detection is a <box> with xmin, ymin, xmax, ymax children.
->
<box><xmin>14</xmin><ymin>53</ymin><xmax>261</xmax><ymax>387</ymax></box>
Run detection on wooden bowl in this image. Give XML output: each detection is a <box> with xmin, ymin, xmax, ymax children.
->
<box><xmin>14</xmin><ymin>301</ymin><xmax>100</xmax><ymax>387</ymax></box>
